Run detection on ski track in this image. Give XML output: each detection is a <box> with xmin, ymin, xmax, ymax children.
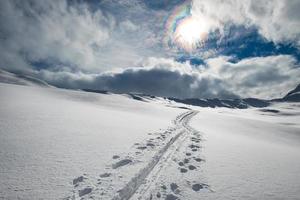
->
<box><xmin>66</xmin><ymin>110</ymin><xmax>200</xmax><ymax>200</ymax></box>
<box><xmin>113</xmin><ymin>111</ymin><xmax>198</xmax><ymax>200</ymax></box>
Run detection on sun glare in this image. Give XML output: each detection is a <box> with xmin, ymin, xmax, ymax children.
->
<box><xmin>173</xmin><ymin>16</ymin><xmax>208</xmax><ymax>52</ymax></box>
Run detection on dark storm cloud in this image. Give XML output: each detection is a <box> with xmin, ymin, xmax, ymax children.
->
<box><xmin>40</xmin><ymin>64</ymin><xmax>237</xmax><ymax>99</ymax></box>
<box><xmin>39</xmin><ymin>55</ymin><xmax>300</xmax><ymax>99</ymax></box>
<box><xmin>93</xmin><ymin>68</ymin><xmax>236</xmax><ymax>99</ymax></box>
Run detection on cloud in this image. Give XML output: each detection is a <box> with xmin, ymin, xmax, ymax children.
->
<box><xmin>143</xmin><ymin>0</ymin><xmax>187</xmax><ymax>10</ymax></box>
<box><xmin>37</xmin><ymin>55</ymin><xmax>300</xmax><ymax>99</ymax></box>
<box><xmin>0</xmin><ymin>0</ymin><xmax>155</xmax><ymax>74</ymax></box>
<box><xmin>38</xmin><ymin>57</ymin><xmax>237</xmax><ymax>99</ymax></box>
<box><xmin>0</xmin><ymin>0</ymin><xmax>298</xmax><ymax>100</ymax></box>
<box><xmin>204</xmin><ymin>55</ymin><xmax>300</xmax><ymax>98</ymax></box>
<box><xmin>0</xmin><ymin>0</ymin><xmax>115</xmax><ymax>72</ymax></box>
<box><xmin>191</xmin><ymin>0</ymin><xmax>300</xmax><ymax>46</ymax></box>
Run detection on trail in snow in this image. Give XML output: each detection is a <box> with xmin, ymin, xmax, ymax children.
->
<box><xmin>112</xmin><ymin>111</ymin><xmax>198</xmax><ymax>200</ymax></box>
<box><xmin>67</xmin><ymin>110</ymin><xmax>205</xmax><ymax>200</ymax></box>
<box><xmin>130</xmin><ymin>110</ymin><xmax>211</xmax><ymax>200</ymax></box>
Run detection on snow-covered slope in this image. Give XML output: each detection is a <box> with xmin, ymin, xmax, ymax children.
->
<box><xmin>107</xmin><ymin>103</ymin><xmax>299</xmax><ymax>200</ymax></box>
<box><xmin>0</xmin><ymin>82</ymin><xmax>182</xmax><ymax>199</ymax></box>
<box><xmin>1</xmin><ymin>75</ymin><xmax>300</xmax><ymax>200</ymax></box>
<box><xmin>190</xmin><ymin>104</ymin><xmax>300</xmax><ymax>200</ymax></box>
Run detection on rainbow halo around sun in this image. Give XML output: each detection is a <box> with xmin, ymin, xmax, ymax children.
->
<box><xmin>173</xmin><ymin>16</ymin><xmax>209</xmax><ymax>52</ymax></box>
<box><xmin>164</xmin><ymin>1</ymin><xmax>209</xmax><ymax>52</ymax></box>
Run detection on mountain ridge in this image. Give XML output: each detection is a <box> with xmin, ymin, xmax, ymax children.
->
<box><xmin>0</xmin><ymin>69</ymin><xmax>299</xmax><ymax>108</ymax></box>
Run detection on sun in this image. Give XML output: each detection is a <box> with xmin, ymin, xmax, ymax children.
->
<box><xmin>164</xmin><ymin>1</ymin><xmax>210</xmax><ymax>52</ymax></box>
<box><xmin>173</xmin><ymin>16</ymin><xmax>209</xmax><ymax>52</ymax></box>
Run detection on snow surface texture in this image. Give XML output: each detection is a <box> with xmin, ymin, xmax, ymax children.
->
<box><xmin>1</xmin><ymin>77</ymin><xmax>300</xmax><ymax>199</ymax></box>
<box><xmin>0</xmin><ymin>83</ymin><xmax>181</xmax><ymax>199</ymax></box>
<box><xmin>65</xmin><ymin>110</ymin><xmax>200</xmax><ymax>200</ymax></box>
<box><xmin>190</xmin><ymin>105</ymin><xmax>300</xmax><ymax>200</ymax></box>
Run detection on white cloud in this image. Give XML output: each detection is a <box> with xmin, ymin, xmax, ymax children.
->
<box><xmin>204</xmin><ymin>55</ymin><xmax>300</xmax><ymax>99</ymax></box>
<box><xmin>0</xmin><ymin>0</ymin><xmax>148</xmax><ymax>73</ymax></box>
<box><xmin>143</xmin><ymin>55</ymin><xmax>300</xmax><ymax>99</ymax></box>
<box><xmin>119</xmin><ymin>20</ymin><xmax>139</xmax><ymax>32</ymax></box>
<box><xmin>191</xmin><ymin>0</ymin><xmax>300</xmax><ymax>45</ymax></box>
<box><xmin>140</xmin><ymin>57</ymin><xmax>197</xmax><ymax>74</ymax></box>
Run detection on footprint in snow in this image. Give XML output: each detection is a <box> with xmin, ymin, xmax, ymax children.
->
<box><xmin>192</xmin><ymin>184</ymin><xmax>203</xmax><ymax>191</ymax></box>
<box><xmin>156</xmin><ymin>192</ymin><xmax>161</xmax><ymax>198</ymax></box>
<box><xmin>73</xmin><ymin>176</ymin><xmax>85</xmax><ymax>185</ymax></box>
<box><xmin>78</xmin><ymin>187</ymin><xmax>92</xmax><ymax>197</ymax></box>
<box><xmin>112</xmin><ymin>159</ymin><xmax>133</xmax><ymax>169</ymax></box>
<box><xmin>170</xmin><ymin>183</ymin><xmax>180</xmax><ymax>194</ymax></box>
<box><xmin>146</xmin><ymin>143</ymin><xmax>155</xmax><ymax>147</ymax></box>
<box><xmin>180</xmin><ymin>168</ymin><xmax>188</xmax><ymax>173</ymax></box>
<box><xmin>189</xmin><ymin>144</ymin><xmax>200</xmax><ymax>149</ymax></box>
<box><xmin>194</xmin><ymin>157</ymin><xmax>204</xmax><ymax>162</ymax></box>
<box><xmin>137</xmin><ymin>146</ymin><xmax>147</xmax><ymax>150</ymax></box>
<box><xmin>191</xmin><ymin>136</ymin><xmax>200</xmax><ymax>141</ymax></box>
<box><xmin>99</xmin><ymin>173</ymin><xmax>111</xmax><ymax>178</ymax></box>
<box><xmin>191</xmin><ymin>183</ymin><xmax>210</xmax><ymax>192</ymax></box>
<box><xmin>165</xmin><ymin>194</ymin><xmax>179</xmax><ymax>200</ymax></box>
<box><xmin>188</xmin><ymin>165</ymin><xmax>196</xmax><ymax>170</ymax></box>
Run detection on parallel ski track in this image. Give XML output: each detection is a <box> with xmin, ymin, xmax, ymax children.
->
<box><xmin>112</xmin><ymin>110</ymin><xmax>199</xmax><ymax>200</ymax></box>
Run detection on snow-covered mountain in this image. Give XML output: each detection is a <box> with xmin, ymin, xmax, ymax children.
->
<box><xmin>168</xmin><ymin>97</ymin><xmax>270</xmax><ymax>109</ymax></box>
<box><xmin>0</xmin><ymin>70</ymin><xmax>300</xmax><ymax>199</ymax></box>
<box><xmin>169</xmin><ymin>83</ymin><xmax>300</xmax><ymax>108</ymax></box>
<box><xmin>1</xmin><ymin>69</ymin><xmax>299</xmax><ymax>107</ymax></box>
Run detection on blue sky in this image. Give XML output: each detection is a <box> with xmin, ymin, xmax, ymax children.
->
<box><xmin>0</xmin><ymin>0</ymin><xmax>300</xmax><ymax>99</ymax></box>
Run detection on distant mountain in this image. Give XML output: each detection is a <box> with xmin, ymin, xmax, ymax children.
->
<box><xmin>1</xmin><ymin>69</ymin><xmax>299</xmax><ymax>107</ymax></box>
<box><xmin>282</xmin><ymin>84</ymin><xmax>300</xmax><ymax>102</ymax></box>
<box><xmin>82</xmin><ymin>89</ymin><xmax>109</xmax><ymax>94</ymax></box>
<box><xmin>169</xmin><ymin>84</ymin><xmax>300</xmax><ymax>108</ymax></box>
<box><xmin>168</xmin><ymin>97</ymin><xmax>270</xmax><ymax>109</ymax></box>
<box><xmin>83</xmin><ymin>85</ymin><xmax>300</xmax><ymax>109</ymax></box>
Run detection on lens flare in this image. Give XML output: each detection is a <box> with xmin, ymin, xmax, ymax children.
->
<box><xmin>164</xmin><ymin>1</ymin><xmax>208</xmax><ymax>52</ymax></box>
